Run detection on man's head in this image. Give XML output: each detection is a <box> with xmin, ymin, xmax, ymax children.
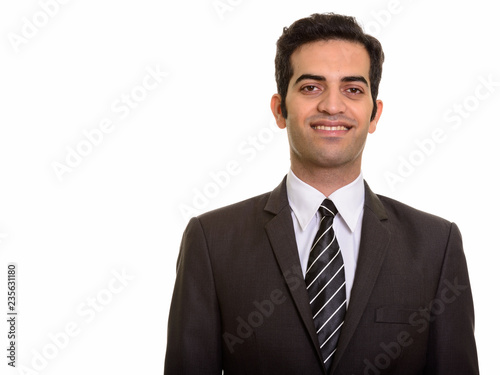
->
<box><xmin>274</xmin><ymin>13</ymin><xmax>384</xmax><ymax>121</ymax></box>
<box><xmin>270</xmin><ymin>13</ymin><xmax>385</xmax><ymax>190</ymax></box>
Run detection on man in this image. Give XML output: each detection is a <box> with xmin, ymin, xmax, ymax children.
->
<box><xmin>164</xmin><ymin>13</ymin><xmax>479</xmax><ymax>375</ymax></box>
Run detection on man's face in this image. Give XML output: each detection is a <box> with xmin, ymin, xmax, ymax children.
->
<box><xmin>272</xmin><ymin>39</ymin><xmax>383</xmax><ymax>178</ymax></box>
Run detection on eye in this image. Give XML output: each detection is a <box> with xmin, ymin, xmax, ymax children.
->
<box><xmin>345</xmin><ymin>87</ymin><xmax>363</xmax><ymax>95</ymax></box>
<box><xmin>300</xmin><ymin>85</ymin><xmax>320</xmax><ymax>93</ymax></box>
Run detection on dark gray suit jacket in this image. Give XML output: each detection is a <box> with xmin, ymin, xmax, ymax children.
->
<box><xmin>165</xmin><ymin>177</ymin><xmax>479</xmax><ymax>374</ymax></box>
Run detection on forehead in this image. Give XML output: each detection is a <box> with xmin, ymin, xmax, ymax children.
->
<box><xmin>290</xmin><ymin>40</ymin><xmax>370</xmax><ymax>82</ymax></box>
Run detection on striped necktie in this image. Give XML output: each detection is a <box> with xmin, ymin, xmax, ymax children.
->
<box><xmin>305</xmin><ymin>198</ymin><xmax>347</xmax><ymax>371</ymax></box>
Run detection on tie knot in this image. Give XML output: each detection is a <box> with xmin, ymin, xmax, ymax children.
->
<box><xmin>318</xmin><ymin>199</ymin><xmax>337</xmax><ymax>218</ymax></box>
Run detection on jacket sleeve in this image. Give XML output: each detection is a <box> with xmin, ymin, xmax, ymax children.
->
<box><xmin>424</xmin><ymin>222</ymin><xmax>479</xmax><ymax>374</ymax></box>
<box><xmin>164</xmin><ymin>217</ymin><xmax>222</xmax><ymax>375</ymax></box>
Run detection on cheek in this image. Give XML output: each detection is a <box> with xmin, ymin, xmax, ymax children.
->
<box><xmin>351</xmin><ymin>101</ymin><xmax>374</xmax><ymax>124</ymax></box>
<box><xmin>286</xmin><ymin>119</ymin><xmax>308</xmax><ymax>151</ymax></box>
<box><xmin>286</xmin><ymin>94</ymin><xmax>315</xmax><ymax>118</ymax></box>
<box><xmin>285</xmin><ymin>109</ymin><xmax>303</xmax><ymax>129</ymax></box>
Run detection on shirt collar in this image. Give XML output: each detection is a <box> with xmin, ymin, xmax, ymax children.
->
<box><xmin>286</xmin><ymin>169</ymin><xmax>365</xmax><ymax>232</ymax></box>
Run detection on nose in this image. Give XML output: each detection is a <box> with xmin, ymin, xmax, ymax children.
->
<box><xmin>317</xmin><ymin>88</ymin><xmax>347</xmax><ymax>115</ymax></box>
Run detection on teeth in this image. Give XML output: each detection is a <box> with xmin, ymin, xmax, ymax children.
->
<box><xmin>313</xmin><ymin>125</ymin><xmax>349</xmax><ymax>131</ymax></box>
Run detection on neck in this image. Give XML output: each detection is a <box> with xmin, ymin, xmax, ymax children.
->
<box><xmin>290</xmin><ymin>162</ymin><xmax>361</xmax><ymax>197</ymax></box>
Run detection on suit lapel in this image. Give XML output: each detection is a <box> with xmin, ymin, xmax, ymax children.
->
<box><xmin>264</xmin><ymin>177</ymin><xmax>325</xmax><ymax>368</ymax></box>
<box><xmin>330</xmin><ymin>182</ymin><xmax>391</xmax><ymax>374</ymax></box>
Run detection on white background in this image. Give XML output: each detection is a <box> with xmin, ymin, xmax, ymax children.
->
<box><xmin>1</xmin><ymin>0</ymin><xmax>498</xmax><ymax>374</ymax></box>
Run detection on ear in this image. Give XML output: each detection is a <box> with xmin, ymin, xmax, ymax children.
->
<box><xmin>270</xmin><ymin>94</ymin><xmax>286</xmax><ymax>129</ymax></box>
<box><xmin>368</xmin><ymin>100</ymin><xmax>383</xmax><ymax>134</ymax></box>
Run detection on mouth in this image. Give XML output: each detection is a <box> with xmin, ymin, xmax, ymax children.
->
<box><xmin>310</xmin><ymin>121</ymin><xmax>353</xmax><ymax>135</ymax></box>
<box><xmin>311</xmin><ymin>125</ymin><xmax>350</xmax><ymax>131</ymax></box>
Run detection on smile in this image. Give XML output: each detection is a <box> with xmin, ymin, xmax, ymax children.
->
<box><xmin>312</xmin><ymin>125</ymin><xmax>350</xmax><ymax>131</ymax></box>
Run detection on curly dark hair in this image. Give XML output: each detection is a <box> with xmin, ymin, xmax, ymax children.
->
<box><xmin>275</xmin><ymin>13</ymin><xmax>384</xmax><ymax>120</ymax></box>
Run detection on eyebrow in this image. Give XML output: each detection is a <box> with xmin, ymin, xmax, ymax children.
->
<box><xmin>293</xmin><ymin>74</ymin><xmax>369</xmax><ymax>87</ymax></box>
<box><xmin>341</xmin><ymin>75</ymin><xmax>369</xmax><ymax>86</ymax></box>
<box><xmin>294</xmin><ymin>74</ymin><xmax>326</xmax><ymax>86</ymax></box>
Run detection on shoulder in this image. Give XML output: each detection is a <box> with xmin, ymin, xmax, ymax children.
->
<box><xmin>379</xmin><ymin>194</ymin><xmax>450</xmax><ymax>222</ymax></box>
<box><xmin>193</xmin><ymin>177</ymin><xmax>288</xmax><ymax>230</ymax></box>
<box><xmin>179</xmin><ymin>190</ymin><xmax>279</xmax><ymax>258</ymax></box>
<box><xmin>364</xmin><ymin>182</ymin><xmax>454</xmax><ymax>231</ymax></box>
<box><xmin>186</xmin><ymin>190</ymin><xmax>276</xmax><ymax>241</ymax></box>
<box><xmin>199</xmin><ymin>191</ymin><xmax>272</xmax><ymax>221</ymax></box>
<box><xmin>375</xmin><ymin>193</ymin><xmax>458</xmax><ymax>240</ymax></box>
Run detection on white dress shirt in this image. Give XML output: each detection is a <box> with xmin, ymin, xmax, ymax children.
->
<box><xmin>286</xmin><ymin>169</ymin><xmax>365</xmax><ymax>306</ymax></box>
